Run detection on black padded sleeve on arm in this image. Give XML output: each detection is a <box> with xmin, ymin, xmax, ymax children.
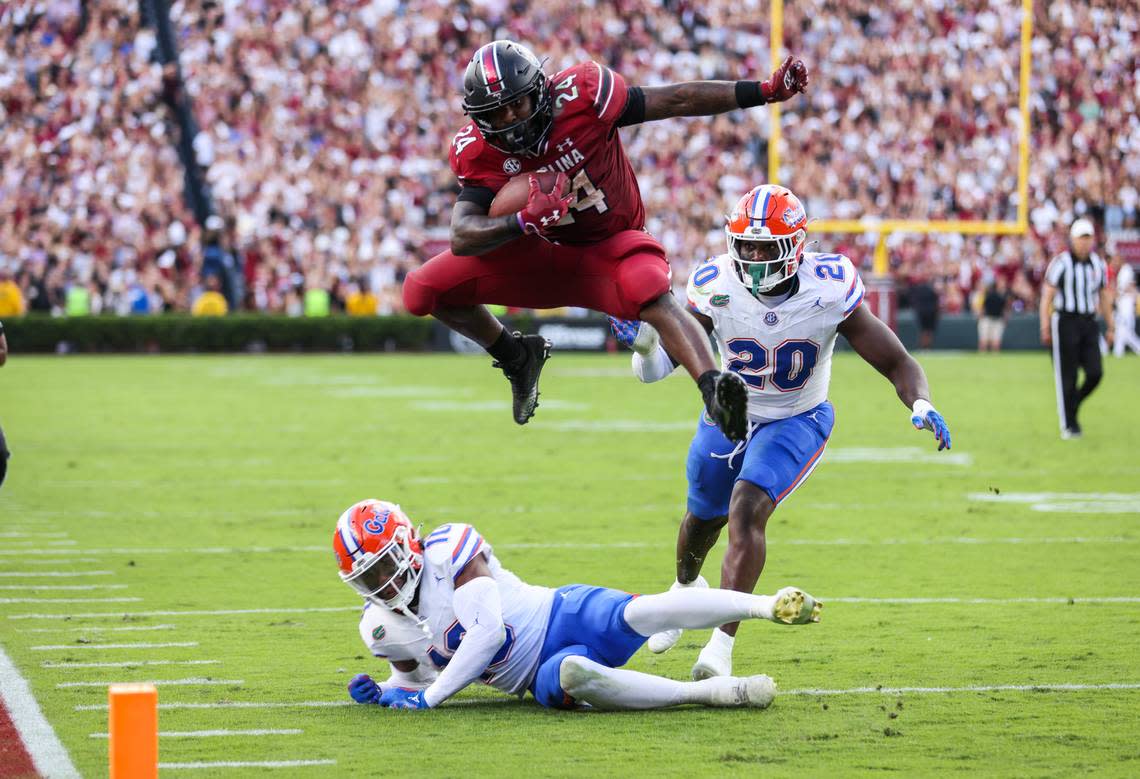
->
<box><xmin>615</xmin><ymin>86</ymin><xmax>646</xmax><ymax>128</ymax></box>
<box><xmin>456</xmin><ymin>186</ymin><xmax>496</xmax><ymax>210</ymax></box>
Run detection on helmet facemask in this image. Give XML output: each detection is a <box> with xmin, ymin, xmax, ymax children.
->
<box><xmin>726</xmin><ymin>229</ymin><xmax>806</xmax><ymax>296</ymax></box>
<box><xmin>340</xmin><ymin>523</ymin><xmax>422</xmax><ymax>612</ymax></box>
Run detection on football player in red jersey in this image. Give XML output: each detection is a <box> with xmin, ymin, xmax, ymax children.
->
<box><xmin>402</xmin><ymin>40</ymin><xmax>808</xmax><ymax>441</ymax></box>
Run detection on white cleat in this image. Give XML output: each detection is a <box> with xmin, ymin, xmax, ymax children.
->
<box><xmin>691</xmin><ymin>639</ymin><xmax>733</xmax><ymax>680</ymax></box>
<box><xmin>647</xmin><ymin>575</ymin><xmax>708</xmax><ymax>654</ymax></box>
<box><xmin>770</xmin><ymin>586</ymin><xmax>823</xmax><ymax>625</ymax></box>
<box><xmin>704</xmin><ymin>674</ymin><xmax>777</xmax><ymax>709</ymax></box>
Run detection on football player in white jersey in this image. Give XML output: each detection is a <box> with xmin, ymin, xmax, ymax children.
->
<box><xmin>609</xmin><ymin>184</ymin><xmax>951</xmax><ymax>680</ymax></box>
<box><xmin>333</xmin><ymin>499</ymin><xmax>823</xmax><ymax>711</ymax></box>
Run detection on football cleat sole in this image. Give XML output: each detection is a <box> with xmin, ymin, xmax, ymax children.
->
<box><xmin>771</xmin><ymin>586</ymin><xmax>823</xmax><ymax>625</ymax></box>
<box><xmin>712</xmin><ymin>371</ymin><xmax>749</xmax><ymax>443</ymax></box>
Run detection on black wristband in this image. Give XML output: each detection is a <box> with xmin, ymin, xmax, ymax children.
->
<box><xmin>735</xmin><ymin>80</ymin><xmax>766</xmax><ymax>109</ymax></box>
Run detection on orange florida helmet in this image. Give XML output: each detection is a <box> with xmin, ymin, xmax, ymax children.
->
<box><xmin>725</xmin><ymin>184</ymin><xmax>808</xmax><ymax>295</ymax></box>
<box><xmin>333</xmin><ymin>499</ymin><xmax>423</xmax><ymax>612</ymax></box>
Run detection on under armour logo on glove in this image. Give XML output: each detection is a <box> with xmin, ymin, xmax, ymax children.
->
<box><xmin>517</xmin><ymin>172</ymin><xmax>573</xmax><ymax>237</ymax></box>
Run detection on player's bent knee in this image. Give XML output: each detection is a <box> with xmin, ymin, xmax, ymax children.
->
<box><xmin>401</xmin><ymin>270</ymin><xmax>437</xmax><ymax>317</ymax></box>
<box><xmin>558</xmin><ymin>654</ymin><xmax>599</xmax><ymax>699</ymax></box>
<box><xmin>730</xmin><ymin>480</ymin><xmax>776</xmax><ymax>523</ymax></box>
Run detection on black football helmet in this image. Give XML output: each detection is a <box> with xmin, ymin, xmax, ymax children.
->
<box><xmin>462</xmin><ymin>40</ymin><xmax>553</xmax><ymax>157</ymax></box>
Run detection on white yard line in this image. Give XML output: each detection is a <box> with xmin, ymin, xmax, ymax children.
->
<box><xmin>45</xmin><ymin>660</ymin><xmax>219</xmax><ymax>669</ymax></box>
<box><xmin>57</xmin><ymin>678</ymin><xmax>242</xmax><ymax>689</ymax></box>
<box><xmin>0</xmin><ymin>597</ymin><xmax>141</xmax><ymax>604</ymax></box>
<box><xmin>12</xmin><ymin>607</ymin><xmax>358</xmax><ymax>621</ymax></box>
<box><xmin>827</xmin><ymin>597</ymin><xmax>1140</xmax><ymax>604</ymax></box>
<box><xmin>2</xmin><ymin>535</ymin><xmax>1132</xmax><ymax>560</ymax></box>
<box><xmin>23</xmin><ymin>624</ymin><xmax>177</xmax><ymax>634</ymax></box>
<box><xmin>0</xmin><ymin>558</ymin><xmax>102</xmax><ymax>564</ymax></box>
<box><xmin>77</xmin><ymin>700</ymin><xmax>351</xmax><ymax>711</ymax></box>
<box><xmin>0</xmin><ymin>532</ymin><xmax>70</xmax><ymax>539</ymax></box>
<box><xmin>783</xmin><ymin>682</ymin><xmax>1140</xmax><ymax>696</ymax></box>
<box><xmin>74</xmin><ymin>682</ymin><xmax>1140</xmax><ymax>714</ymax></box>
<box><xmin>0</xmin><ymin>571</ymin><xmax>114</xmax><ymax>577</ymax></box>
<box><xmin>90</xmin><ymin>729</ymin><xmax>302</xmax><ymax>738</ymax></box>
<box><xmin>159</xmin><ymin>761</ymin><xmax>335</xmax><ymax>770</ymax></box>
<box><xmin>31</xmin><ymin>641</ymin><xmax>198</xmax><ymax>651</ymax></box>
<box><xmin>0</xmin><ymin>585</ymin><xmax>128</xmax><ymax>591</ymax></box>
<box><xmin>0</xmin><ymin>644</ymin><xmax>81</xmax><ymax>778</ymax></box>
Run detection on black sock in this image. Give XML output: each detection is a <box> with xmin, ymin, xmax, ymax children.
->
<box><xmin>697</xmin><ymin>369</ymin><xmax>719</xmax><ymax>406</ymax></box>
<box><xmin>488</xmin><ymin>329</ymin><xmax>525</xmax><ymax>368</ymax></box>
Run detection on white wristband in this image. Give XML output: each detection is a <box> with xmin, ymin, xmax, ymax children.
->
<box><xmin>911</xmin><ymin>399</ymin><xmax>935</xmax><ymax>418</ymax></box>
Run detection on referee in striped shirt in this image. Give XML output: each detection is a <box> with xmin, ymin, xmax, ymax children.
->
<box><xmin>1039</xmin><ymin>219</ymin><xmax>1115</xmax><ymax>439</ymax></box>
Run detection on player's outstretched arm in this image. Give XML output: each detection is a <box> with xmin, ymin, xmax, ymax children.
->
<box><xmin>838</xmin><ymin>305</ymin><xmax>951</xmax><ymax>450</ymax></box>
<box><xmin>381</xmin><ymin>555</ymin><xmax>506</xmax><ymax>710</ymax></box>
<box><xmin>638</xmin><ymin>56</ymin><xmax>808</xmax><ymax>122</ymax></box>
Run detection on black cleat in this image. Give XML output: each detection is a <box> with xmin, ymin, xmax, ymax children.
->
<box><xmin>492</xmin><ymin>332</ymin><xmax>552</xmax><ymax>425</ymax></box>
<box><xmin>709</xmin><ymin>371</ymin><xmax>749</xmax><ymax>443</ymax></box>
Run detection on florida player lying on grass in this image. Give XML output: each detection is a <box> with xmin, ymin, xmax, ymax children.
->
<box><xmin>334</xmin><ymin>499</ymin><xmax>821</xmax><ymax>711</ymax></box>
<box><xmin>609</xmin><ymin>184</ymin><xmax>951</xmax><ymax>681</ymax></box>
<box><xmin>401</xmin><ymin>39</ymin><xmax>809</xmax><ymax>443</ymax></box>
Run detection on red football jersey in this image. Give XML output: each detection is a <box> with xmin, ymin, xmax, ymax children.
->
<box><xmin>448</xmin><ymin>61</ymin><xmax>645</xmax><ymax>246</ymax></box>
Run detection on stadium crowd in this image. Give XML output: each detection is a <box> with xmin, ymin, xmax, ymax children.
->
<box><xmin>1</xmin><ymin>0</ymin><xmax>1136</xmax><ymax>318</ymax></box>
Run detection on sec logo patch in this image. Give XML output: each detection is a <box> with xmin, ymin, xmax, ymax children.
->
<box><xmin>503</xmin><ymin>158</ymin><xmax>522</xmax><ymax>175</ymax></box>
<box><xmin>372</xmin><ymin>626</ymin><xmax>386</xmax><ymax>641</ymax></box>
<box><xmin>764</xmin><ymin>311</ymin><xmax>779</xmax><ymax>326</ymax></box>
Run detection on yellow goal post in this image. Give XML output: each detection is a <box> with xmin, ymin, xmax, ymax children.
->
<box><xmin>767</xmin><ymin>0</ymin><xmax>1033</xmax><ymax>275</ymax></box>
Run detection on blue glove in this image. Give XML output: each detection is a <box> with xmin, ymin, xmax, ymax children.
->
<box><xmin>910</xmin><ymin>401</ymin><xmax>951</xmax><ymax>451</ymax></box>
<box><xmin>608</xmin><ymin>317</ymin><xmax>641</xmax><ymax>349</ymax></box>
<box><xmin>348</xmin><ymin>673</ymin><xmax>381</xmax><ymax>704</ymax></box>
<box><xmin>379</xmin><ymin>686</ymin><xmax>430</xmax><ymax>710</ymax></box>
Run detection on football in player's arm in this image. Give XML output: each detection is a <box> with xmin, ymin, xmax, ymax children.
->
<box><xmin>334</xmin><ymin>500</ymin><xmax>822</xmax><ymax>711</ymax></box>
<box><xmin>609</xmin><ymin>185</ymin><xmax>950</xmax><ymax>680</ymax></box>
<box><xmin>402</xmin><ymin>39</ymin><xmax>809</xmax><ymax>443</ymax></box>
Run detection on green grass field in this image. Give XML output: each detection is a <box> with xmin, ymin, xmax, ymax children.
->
<box><xmin>1</xmin><ymin>351</ymin><xmax>1138</xmax><ymax>777</ymax></box>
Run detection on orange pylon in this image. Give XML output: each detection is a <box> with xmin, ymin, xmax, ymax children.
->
<box><xmin>108</xmin><ymin>683</ymin><xmax>157</xmax><ymax>779</ymax></box>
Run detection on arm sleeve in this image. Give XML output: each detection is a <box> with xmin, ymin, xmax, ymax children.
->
<box><xmin>421</xmin><ymin>576</ymin><xmax>506</xmax><ymax>708</ymax></box>
<box><xmin>456</xmin><ymin>186</ymin><xmax>495</xmax><ymax>210</ymax></box>
<box><xmin>632</xmin><ymin>345</ymin><xmax>677</xmax><ymax>383</ymax></box>
<box><xmin>616</xmin><ymin>86</ymin><xmax>646</xmax><ymax>127</ymax></box>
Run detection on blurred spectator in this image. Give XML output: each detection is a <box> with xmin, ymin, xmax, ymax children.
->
<box><xmin>977</xmin><ymin>276</ymin><xmax>1011</xmax><ymax>352</ymax></box>
<box><xmin>345</xmin><ymin>278</ymin><xmax>378</xmax><ymax>316</ymax></box>
<box><xmin>0</xmin><ymin>268</ymin><xmax>26</xmax><ymax>317</ymax></box>
<box><xmin>191</xmin><ymin>273</ymin><xmax>229</xmax><ymax>316</ymax></box>
<box><xmin>909</xmin><ymin>276</ymin><xmax>940</xmax><ymax>349</ymax></box>
<box><xmin>1</xmin><ymin>0</ymin><xmax>1137</xmax><ymax>316</ymax></box>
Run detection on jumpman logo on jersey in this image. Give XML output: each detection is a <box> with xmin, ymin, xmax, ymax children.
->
<box><xmin>813</xmin><ymin>297</ymin><xmax>825</xmax><ymax>310</ymax></box>
<box><xmin>434</xmin><ymin>574</ymin><xmax>446</xmax><ymax>584</ymax></box>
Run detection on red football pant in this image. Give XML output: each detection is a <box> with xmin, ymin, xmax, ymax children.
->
<box><xmin>402</xmin><ymin>230</ymin><xmax>672</xmax><ymax>321</ymax></box>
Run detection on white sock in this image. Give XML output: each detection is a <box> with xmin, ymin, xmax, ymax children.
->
<box><xmin>706</xmin><ymin>627</ymin><xmax>736</xmax><ymax>654</ymax></box>
<box><xmin>623</xmin><ymin>588</ymin><xmax>774</xmax><ymax>636</ymax></box>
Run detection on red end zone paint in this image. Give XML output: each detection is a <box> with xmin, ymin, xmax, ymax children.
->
<box><xmin>0</xmin><ymin>698</ymin><xmax>37</xmax><ymax>779</ymax></box>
